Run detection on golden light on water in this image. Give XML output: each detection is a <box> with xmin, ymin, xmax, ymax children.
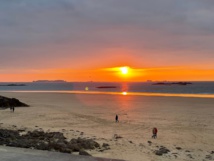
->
<box><xmin>122</xmin><ymin>92</ymin><xmax>127</xmax><ymax>95</ymax></box>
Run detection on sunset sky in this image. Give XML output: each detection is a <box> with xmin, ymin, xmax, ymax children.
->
<box><xmin>1</xmin><ymin>0</ymin><xmax>214</xmax><ymax>82</ymax></box>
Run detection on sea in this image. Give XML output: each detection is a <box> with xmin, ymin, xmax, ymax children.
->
<box><xmin>0</xmin><ymin>82</ymin><xmax>214</xmax><ymax>98</ymax></box>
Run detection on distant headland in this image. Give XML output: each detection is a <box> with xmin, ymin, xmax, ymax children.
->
<box><xmin>0</xmin><ymin>84</ymin><xmax>26</xmax><ymax>86</ymax></box>
<box><xmin>32</xmin><ymin>80</ymin><xmax>67</xmax><ymax>83</ymax></box>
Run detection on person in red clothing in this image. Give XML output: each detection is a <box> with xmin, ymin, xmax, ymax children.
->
<box><xmin>152</xmin><ymin>127</ymin><xmax>158</xmax><ymax>139</ymax></box>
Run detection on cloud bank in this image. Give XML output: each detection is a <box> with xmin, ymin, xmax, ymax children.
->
<box><xmin>0</xmin><ymin>0</ymin><xmax>214</xmax><ymax>70</ymax></box>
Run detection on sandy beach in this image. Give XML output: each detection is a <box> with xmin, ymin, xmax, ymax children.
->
<box><xmin>0</xmin><ymin>92</ymin><xmax>214</xmax><ymax>161</ymax></box>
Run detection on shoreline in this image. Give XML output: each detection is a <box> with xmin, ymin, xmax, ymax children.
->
<box><xmin>1</xmin><ymin>90</ymin><xmax>214</xmax><ymax>99</ymax></box>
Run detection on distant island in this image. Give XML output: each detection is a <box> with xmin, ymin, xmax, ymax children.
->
<box><xmin>33</xmin><ymin>80</ymin><xmax>67</xmax><ymax>83</ymax></box>
<box><xmin>153</xmin><ymin>82</ymin><xmax>192</xmax><ymax>86</ymax></box>
<box><xmin>96</xmin><ymin>86</ymin><xmax>117</xmax><ymax>88</ymax></box>
<box><xmin>0</xmin><ymin>84</ymin><xmax>26</xmax><ymax>86</ymax></box>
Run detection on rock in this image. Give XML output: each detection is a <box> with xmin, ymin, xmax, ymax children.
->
<box><xmin>172</xmin><ymin>153</ymin><xmax>178</xmax><ymax>155</ymax></box>
<box><xmin>0</xmin><ymin>96</ymin><xmax>29</xmax><ymax>108</ymax></box>
<box><xmin>102</xmin><ymin>143</ymin><xmax>109</xmax><ymax>148</ymax></box>
<box><xmin>18</xmin><ymin>129</ymin><xmax>26</xmax><ymax>132</ymax></box>
<box><xmin>79</xmin><ymin>150</ymin><xmax>91</xmax><ymax>156</ymax></box>
<box><xmin>206</xmin><ymin>155</ymin><xmax>212</xmax><ymax>160</ymax></box>
<box><xmin>154</xmin><ymin>146</ymin><xmax>170</xmax><ymax>156</ymax></box>
<box><xmin>34</xmin><ymin>142</ymin><xmax>50</xmax><ymax>150</ymax></box>
<box><xmin>114</xmin><ymin>134</ymin><xmax>122</xmax><ymax>139</ymax></box>
<box><xmin>155</xmin><ymin>151</ymin><xmax>163</xmax><ymax>156</ymax></box>
<box><xmin>148</xmin><ymin>141</ymin><xmax>152</xmax><ymax>146</ymax></box>
<box><xmin>176</xmin><ymin>147</ymin><xmax>182</xmax><ymax>150</ymax></box>
<box><xmin>0</xmin><ymin>129</ymin><xmax>20</xmax><ymax>139</ymax></box>
<box><xmin>102</xmin><ymin>143</ymin><xmax>110</xmax><ymax>150</ymax></box>
<box><xmin>0</xmin><ymin>128</ymin><xmax>100</xmax><ymax>155</ymax></box>
<box><xmin>68</xmin><ymin>137</ymin><xmax>100</xmax><ymax>150</ymax></box>
<box><xmin>51</xmin><ymin>142</ymin><xmax>67</xmax><ymax>151</ymax></box>
<box><xmin>211</xmin><ymin>151</ymin><xmax>214</xmax><ymax>154</ymax></box>
<box><xmin>160</xmin><ymin>147</ymin><xmax>170</xmax><ymax>153</ymax></box>
<box><xmin>68</xmin><ymin>144</ymin><xmax>81</xmax><ymax>152</ymax></box>
<box><xmin>187</xmin><ymin>154</ymin><xmax>193</xmax><ymax>159</ymax></box>
<box><xmin>129</xmin><ymin>141</ymin><xmax>133</xmax><ymax>144</ymax></box>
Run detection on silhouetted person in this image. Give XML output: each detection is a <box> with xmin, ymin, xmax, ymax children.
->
<box><xmin>152</xmin><ymin>127</ymin><xmax>158</xmax><ymax>139</ymax></box>
<box><xmin>115</xmin><ymin>114</ymin><xmax>119</xmax><ymax>122</ymax></box>
<box><xmin>12</xmin><ymin>106</ymin><xmax>15</xmax><ymax>112</ymax></box>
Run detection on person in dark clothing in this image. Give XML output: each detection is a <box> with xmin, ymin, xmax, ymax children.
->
<box><xmin>152</xmin><ymin>127</ymin><xmax>158</xmax><ymax>139</ymax></box>
<box><xmin>12</xmin><ymin>106</ymin><xmax>15</xmax><ymax>112</ymax></box>
<box><xmin>115</xmin><ymin>114</ymin><xmax>119</xmax><ymax>122</ymax></box>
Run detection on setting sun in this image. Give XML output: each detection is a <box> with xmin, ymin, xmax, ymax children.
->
<box><xmin>102</xmin><ymin>66</ymin><xmax>141</xmax><ymax>80</ymax></box>
<box><xmin>120</xmin><ymin>66</ymin><xmax>129</xmax><ymax>75</ymax></box>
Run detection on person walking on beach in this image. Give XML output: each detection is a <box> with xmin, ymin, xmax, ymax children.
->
<box><xmin>115</xmin><ymin>114</ymin><xmax>119</xmax><ymax>122</ymax></box>
<box><xmin>152</xmin><ymin>127</ymin><xmax>158</xmax><ymax>139</ymax></box>
<box><xmin>12</xmin><ymin>106</ymin><xmax>15</xmax><ymax>112</ymax></box>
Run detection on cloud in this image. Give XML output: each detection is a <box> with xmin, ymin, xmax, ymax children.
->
<box><xmin>0</xmin><ymin>0</ymin><xmax>214</xmax><ymax>70</ymax></box>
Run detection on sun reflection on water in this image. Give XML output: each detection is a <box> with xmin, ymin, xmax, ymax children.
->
<box><xmin>122</xmin><ymin>92</ymin><xmax>127</xmax><ymax>95</ymax></box>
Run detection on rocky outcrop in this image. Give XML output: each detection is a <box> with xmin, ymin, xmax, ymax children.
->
<box><xmin>0</xmin><ymin>96</ymin><xmax>29</xmax><ymax>109</ymax></box>
<box><xmin>0</xmin><ymin>129</ymin><xmax>100</xmax><ymax>155</ymax></box>
<box><xmin>154</xmin><ymin>146</ymin><xmax>170</xmax><ymax>156</ymax></box>
<box><xmin>79</xmin><ymin>150</ymin><xmax>91</xmax><ymax>156</ymax></box>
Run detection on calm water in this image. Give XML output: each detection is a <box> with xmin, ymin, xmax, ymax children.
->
<box><xmin>0</xmin><ymin>82</ymin><xmax>214</xmax><ymax>96</ymax></box>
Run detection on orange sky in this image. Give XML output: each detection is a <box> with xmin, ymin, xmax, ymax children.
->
<box><xmin>1</xmin><ymin>47</ymin><xmax>214</xmax><ymax>82</ymax></box>
<box><xmin>1</xmin><ymin>1</ymin><xmax>214</xmax><ymax>82</ymax></box>
<box><xmin>1</xmin><ymin>67</ymin><xmax>214</xmax><ymax>82</ymax></box>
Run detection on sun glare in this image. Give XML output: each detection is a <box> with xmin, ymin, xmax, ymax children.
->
<box><xmin>120</xmin><ymin>66</ymin><xmax>129</xmax><ymax>75</ymax></box>
<box><xmin>122</xmin><ymin>92</ymin><xmax>127</xmax><ymax>95</ymax></box>
<box><xmin>103</xmin><ymin>66</ymin><xmax>134</xmax><ymax>79</ymax></box>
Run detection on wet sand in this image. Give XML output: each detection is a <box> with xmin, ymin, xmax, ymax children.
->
<box><xmin>0</xmin><ymin>92</ymin><xmax>214</xmax><ymax>161</ymax></box>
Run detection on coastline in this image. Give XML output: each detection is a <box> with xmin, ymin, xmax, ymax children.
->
<box><xmin>1</xmin><ymin>90</ymin><xmax>214</xmax><ymax>99</ymax></box>
<box><xmin>0</xmin><ymin>92</ymin><xmax>214</xmax><ymax>161</ymax></box>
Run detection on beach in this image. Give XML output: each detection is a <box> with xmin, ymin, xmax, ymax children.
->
<box><xmin>0</xmin><ymin>92</ymin><xmax>214</xmax><ymax>161</ymax></box>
